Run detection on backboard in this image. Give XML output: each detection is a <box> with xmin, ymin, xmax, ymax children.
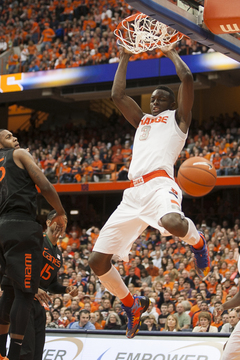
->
<box><xmin>127</xmin><ymin>0</ymin><xmax>240</xmax><ymax>62</ymax></box>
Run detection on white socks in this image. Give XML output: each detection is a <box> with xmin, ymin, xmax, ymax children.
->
<box><xmin>98</xmin><ymin>265</ymin><xmax>129</xmax><ymax>300</ymax></box>
<box><xmin>180</xmin><ymin>217</ymin><xmax>200</xmax><ymax>245</ymax></box>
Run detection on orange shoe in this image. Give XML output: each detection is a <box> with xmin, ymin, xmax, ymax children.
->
<box><xmin>0</xmin><ymin>355</ymin><xmax>9</xmax><ymax>360</ymax></box>
<box><xmin>122</xmin><ymin>296</ymin><xmax>150</xmax><ymax>338</ymax></box>
<box><xmin>191</xmin><ymin>232</ymin><xmax>211</xmax><ymax>278</ymax></box>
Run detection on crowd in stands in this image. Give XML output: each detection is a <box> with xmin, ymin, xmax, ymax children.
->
<box><xmin>1</xmin><ymin>0</ymin><xmax>220</xmax><ymax>74</ymax></box>
<box><xmin>42</xmin><ymin>216</ymin><xmax>240</xmax><ymax>333</ymax></box>
<box><xmin>15</xmin><ymin>110</ymin><xmax>240</xmax><ymax>185</ymax></box>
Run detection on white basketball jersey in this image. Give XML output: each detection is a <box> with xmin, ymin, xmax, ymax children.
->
<box><xmin>128</xmin><ymin>110</ymin><xmax>188</xmax><ymax>180</ymax></box>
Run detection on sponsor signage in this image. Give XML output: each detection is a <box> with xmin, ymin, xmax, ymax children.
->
<box><xmin>33</xmin><ymin>333</ymin><xmax>226</xmax><ymax>360</ymax></box>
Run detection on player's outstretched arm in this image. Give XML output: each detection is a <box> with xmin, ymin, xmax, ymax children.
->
<box><xmin>111</xmin><ymin>48</ymin><xmax>144</xmax><ymax>128</ymax></box>
<box><xmin>163</xmin><ymin>47</ymin><xmax>194</xmax><ymax>133</ymax></box>
<box><xmin>13</xmin><ymin>149</ymin><xmax>66</xmax><ymax>234</ymax></box>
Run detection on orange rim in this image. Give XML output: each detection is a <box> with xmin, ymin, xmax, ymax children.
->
<box><xmin>115</xmin><ymin>12</ymin><xmax>147</xmax><ymax>34</ymax></box>
<box><xmin>114</xmin><ymin>12</ymin><xmax>187</xmax><ymax>49</ymax></box>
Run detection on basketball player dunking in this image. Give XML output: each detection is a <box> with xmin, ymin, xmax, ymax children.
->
<box><xmin>89</xmin><ymin>45</ymin><xmax>211</xmax><ymax>339</ymax></box>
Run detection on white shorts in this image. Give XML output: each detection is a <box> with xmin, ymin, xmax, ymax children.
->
<box><xmin>221</xmin><ymin>321</ymin><xmax>240</xmax><ymax>360</ymax></box>
<box><xmin>93</xmin><ymin>177</ymin><xmax>184</xmax><ymax>261</ymax></box>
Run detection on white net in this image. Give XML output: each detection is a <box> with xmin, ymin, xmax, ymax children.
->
<box><xmin>114</xmin><ymin>13</ymin><xmax>184</xmax><ymax>54</ymax></box>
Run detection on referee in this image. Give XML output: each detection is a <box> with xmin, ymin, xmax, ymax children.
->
<box><xmin>19</xmin><ymin>210</ymin><xmax>78</xmax><ymax>360</ymax></box>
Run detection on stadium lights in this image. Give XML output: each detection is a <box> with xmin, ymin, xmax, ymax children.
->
<box><xmin>70</xmin><ymin>210</ymin><xmax>79</xmax><ymax>215</ymax></box>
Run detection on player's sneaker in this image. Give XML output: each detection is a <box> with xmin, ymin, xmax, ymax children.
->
<box><xmin>191</xmin><ymin>232</ymin><xmax>211</xmax><ymax>278</ymax></box>
<box><xmin>122</xmin><ymin>295</ymin><xmax>150</xmax><ymax>339</ymax></box>
<box><xmin>0</xmin><ymin>355</ymin><xmax>9</xmax><ymax>360</ymax></box>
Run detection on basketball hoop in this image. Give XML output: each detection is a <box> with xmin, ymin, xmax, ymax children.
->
<box><xmin>114</xmin><ymin>13</ymin><xmax>185</xmax><ymax>54</ymax></box>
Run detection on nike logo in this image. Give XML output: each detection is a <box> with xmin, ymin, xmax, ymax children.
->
<box><xmin>15</xmin><ymin>342</ymin><xmax>22</xmax><ymax>346</ymax></box>
<box><xmin>193</xmin><ymin>161</ymin><xmax>213</xmax><ymax>170</ymax></box>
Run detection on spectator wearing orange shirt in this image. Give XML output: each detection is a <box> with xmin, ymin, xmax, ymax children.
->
<box><xmin>206</xmin><ymin>275</ymin><xmax>218</xmax><ymax>294</ymax></box>
<box><xmin>63</xmin><ymin>308</ymin><xmax>76</xmax><ymax>328</ymax></box>
<box><xmin>225</xmin><ymin>249</ymin><xmax>237</xmax><ymax>267</ymax></box>
<box><xmin>81</xmin><ymin>162</ymin><xmax>93</xmax><ymax>182</ymax></box>
<box><xmin>121</xmin><ymin>141</ymin><xmax>132</xmax><ymax>163</ymax></box>
<box><xmin>163</xmin><ymin>273</ymin><xmax>174</xmax><ymax>291</ymax></box>
<box><xmin>8</xmin><ymin>53</ymin><xmax>19</xmax><ymax>73</ymax></box>
<box><xmin>59</xmin><ymin>160</ymin><xmax>72</xmax><ymax>183</ymax></box>
<box><xmin>101</xmin><ymin>13</ymin><xmax>111</xmax><ymax>31</ymax></box>
<box><xmin>211</xmin><ymin>152</ymin><xmax>221</xmax><ymax>170</ymax></box>
<box><xmin>39</xmin><ymin>23</ymin><xmax>55</xmax><ymax>51</ymax></box>
<box><xmin>54</xmin><ymin>55</ymin><xmax>66</xmax><ymax>69</ymax></box>
<box><xmin>28</xmin><ymin>39</ymin><xmax>37</xmax><ymax>63</ymax></box>
<box><xmin>62</xmin><ymin>1</ymin><xmax>74</xmax><ymax>21</ymax></box>
<box><xmin>71</xmin><ymin>54</ymin><xmax>81</xmax><ymax>67</ymax></box>
<box><xmin>111</xmin><ymin>148</ymin><xmax>123</xmax><ymax>164</ymax></box>
<box><xmin>92</xmin><ymin>154</ymin><xmax>103</xmax><ymax>182</ymax></box>
<box><xmin>87</xmin><ymin>226</ymin><xmax>99</xmax><ymax>246</ymax></box>
<box><xmin>146</xmin><ymin>261</ymin><xmax>159</xmax><ymax>277</ymax></box>
<box><xmin>62</xmin><ymin>293</ymin><xmax>72</xmax><ymax>308</ymax></box>
<box><xmin>211</xmin><ymin>313</ymin><xmax>223</xmax><ymax>331</ymax></box>
<box><xmin>68</xmin><ymin>232</ymin><xmax>80</xmax><ymax>249</ymax></box>
<box><xmin>191</xmin><ymin>301</ymin><xmax>212</xmax><ymax>328</ymax></box>
<box><xmin>83</xmin><ymin>15</ymin><xmax>97</xmax><ymax>31</ymax></box>
<box><xmin>127</xmin><ymin>259</ymin><xmax>141</xmax><ymax>278</ymax></box>
<box><xmin>173</xmin><ymin>242</ymin><xmax>186</xmax><ymax>255</ymax></box>
<box><xmin>112</xmin><ymin>139</ymin><xmax>122</xmax><ymax>154</ymax></box>
<box><xmin>219</xmin><ymin>261</ymin><xmax>228</xmax><ymax>277</ymax></box>
<box><xmin>218</xmin><ymin>140</ymin><xmax>228</xmax><ymax>155</ymax></box>
<box><xmin>44</xmin><ymin>154</ymin><xmax>56</xmax><ymax>168</ymax></box>
<box><xmin>57</xmin><ymin>234</ymin><xmax>69</xmax><ymax>251</ymax></box>
<box><xmin>29</xmin><ymin>19</ymin><xmax>40</xmax><ymax>44</ymax></box>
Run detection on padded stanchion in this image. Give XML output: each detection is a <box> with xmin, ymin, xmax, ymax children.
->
<box><xmin>204</xmin><ymin>0</ymin><xmax>240</xmax><ymax>34</ymax></box>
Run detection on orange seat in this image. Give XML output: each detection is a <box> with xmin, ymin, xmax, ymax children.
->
<box><xmin>204</xmin><ymin>0</ymin><xmax>240</xmax><ymax>34</ymax></box>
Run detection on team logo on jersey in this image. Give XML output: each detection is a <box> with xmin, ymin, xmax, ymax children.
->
<box><xmin>24</xmin><ymin>253</ymin><xmax>32</xmax><ymax>289</ymax></box>
<box><xmin>43</xmin><ymin>249</ymin><xmax>61</xmax><ymax>268</ymax></box>
<box><xmin>132</xmin><ymin>176</ymin><xmax>144</xmax><ymax>186</ymax></box>
<box><xmin>140</xmin><ymin>115</ymin><xmax>168</xmax><ymax>126</ymax></box>
<box><xmin>169</xmin><ymin>187</ymin><xmax>178</xmax><ymax>199</ymax></box>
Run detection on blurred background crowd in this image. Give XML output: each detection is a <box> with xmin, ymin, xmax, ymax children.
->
<box><xmin>15</xmin><ymin>109</ymin><xmax>240</xmax><ymax>185</ymax></box>
<box><xmin>0</xmin><ymin>0</ymin><xmax>225</xmax><ymax>74</ymax></box>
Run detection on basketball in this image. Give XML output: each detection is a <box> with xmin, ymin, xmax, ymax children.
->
<box><xmin>177</xmin><ymin>157</ymin><xmax>217</xmax><ymax>197</ymax></box>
